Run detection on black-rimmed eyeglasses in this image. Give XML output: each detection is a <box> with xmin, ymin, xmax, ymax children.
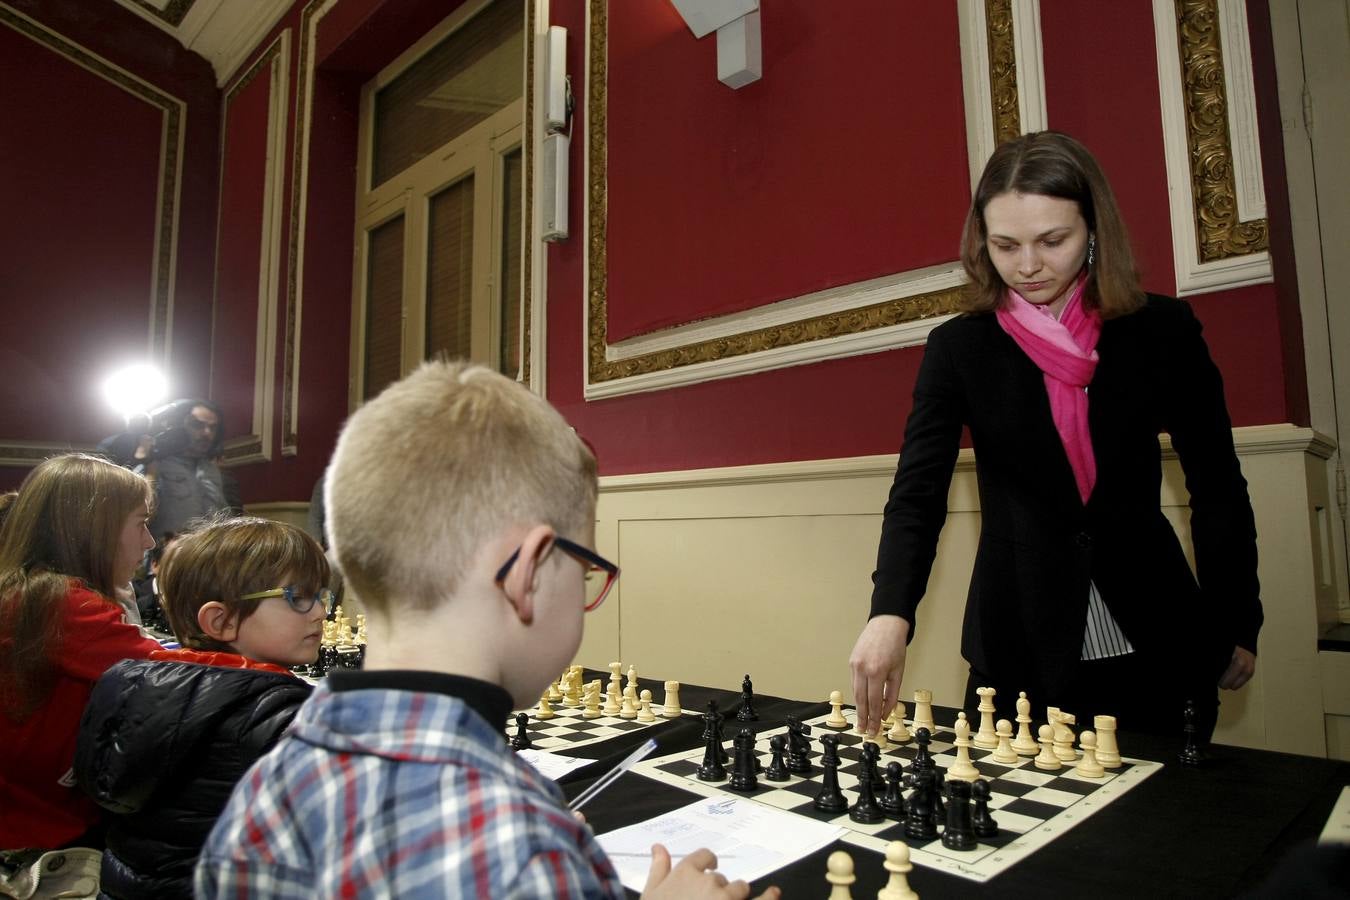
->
<box><xmin>239</xmin><ymin>586</ymin><xmax>334</xmax><ymax>615</ymax></box>
<box><xmin>494</xmin><ymin>536</ymin><xmax>619</xmax><ymax>612</ymax></box>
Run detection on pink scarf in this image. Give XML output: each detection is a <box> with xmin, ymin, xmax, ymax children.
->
<box><xmin>995</xmin><ymin>278</ymin><xmax>1101</xmax><ymax>503</ymax></box>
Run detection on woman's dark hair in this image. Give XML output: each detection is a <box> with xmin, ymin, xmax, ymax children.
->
<box><xmin>959</xmin><ymin>131</ymin><xmax>1144</xmax><ymax>318</ymax></box>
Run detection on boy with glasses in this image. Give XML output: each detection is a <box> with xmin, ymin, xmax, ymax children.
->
<box><xmin>74</xmin><ymin>517</ymin><xmax>328</xmax><ymax>899</ymax></box>
<box><xmin>196</xmin><ymin>361</ymin><xmax>775</xmax><ymax>900</ymax></box>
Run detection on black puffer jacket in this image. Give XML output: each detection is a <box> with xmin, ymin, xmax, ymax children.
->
<box><xmin>74</xmin><ymin>660</ymin><xmax>311</xmax><ymax>899</ymax></box>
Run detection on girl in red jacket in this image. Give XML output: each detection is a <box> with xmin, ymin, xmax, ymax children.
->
<box><xmin>0</xmin><ymin>453</ymin><xmax>276</xmax><ymax>853</ymax></box>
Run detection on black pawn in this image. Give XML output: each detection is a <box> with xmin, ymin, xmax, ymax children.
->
<box><xmin>971</xmin><ymin>779</ymin><xmax>998</xmax><ymax>838</ymax></box>
<box><xmin>902</xmin><ymin>770</ymin><xmax>938</xmax><ymax>841</ymax></box>
<box><xmin>1179</xmin><ymin>699</ymin><xmax>1204</xmax><ymax>766</ymax></box>
<box><xmin>813</xmin><ymin>738</ymin><xmax>848</xmax><ymax>814</ymax></box>
<box><xmin>765</xmin><ymin>734</ymin><xmax>790</xmax><ymax>781</ymax></box>
<box><xmin>729</xmin><ymin>727</ymin><xmax>759</xmax><ymax>792</ymax></box>
<box><xmin>910</xmin><ymin>727</ymin><xmax>934</xmax><ymax>775</ymax></box>
<box><xmin>940</xmin><ymin>778</ymin><xmax>977</xmax><ymax>851</ymax></box>
<box><xmin>736</xmin><ymin>673</ymin><xmax>758</xmax><ymax>721</ymax></box>
<box><xmin>510</xmin><ymin>712</ymin><xmax>532</xmax><ymax>751</ymax></box>
<box><xmin>880</xmin><ymin>761</ymin><xmax>906</xmax><ymax>819</ymax></box>
<box><xmin>849</xmin><ymin>742</ymin><xmax>885</xmax><ymax>824</ymax></box>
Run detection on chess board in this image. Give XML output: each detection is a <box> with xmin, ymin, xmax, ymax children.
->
<box><xmin>506</xmin><ymin>702</ymin><xmax>693</xmax><ymax>753</ymax></box>
<box><xmin>631</xmin><ymin>709</ymin><xmax>1161</xmax><ymax>882</ymax></box>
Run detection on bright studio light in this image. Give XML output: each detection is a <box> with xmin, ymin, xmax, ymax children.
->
<box><xmin>102</xmin><ymin>364</ymin><xmax>167</xmax><ymax>421</ymax></box>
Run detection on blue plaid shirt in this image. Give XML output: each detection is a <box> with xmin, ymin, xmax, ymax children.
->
<box><xmin>195</xmin><ymin>680</ymin><xmax>625</xmax><ymax>899</ymax></box>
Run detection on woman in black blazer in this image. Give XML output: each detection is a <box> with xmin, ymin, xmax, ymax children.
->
<box><xmin>850</xmin><ymin>132</ymin><xmax>1261</xmax><ymax>742</ymax></box>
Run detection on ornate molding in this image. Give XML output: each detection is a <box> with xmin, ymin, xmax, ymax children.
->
<box><xmin>522</xmin><ymin>0</ymin><xmax>535</xmax><ymax>387</ymax></box>
<box><xmin>985</xmin><ymin>0</ymin><xmax>1020</xmax><ymax>145</ymax></box>
<box><xmin>1175</xmin><ymin>0</ymin><xmax>1268</xmax><ymax>262</ymax></box>
<box><xmin>1154</xmin><ymin>0</ymin><xmax>1271</xmax><ymax>295</ymax></box>
<box><xmin>123</xmin><ymin>0</ymin><xmax>195</xmax><ymax>28</ymax></box>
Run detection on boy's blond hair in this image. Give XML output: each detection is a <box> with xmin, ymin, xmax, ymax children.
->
<box><xmin>326</xmin><ymin>360</ymin><xmax>597</xmax><ymax>613</ymax></box>
<box><xmin>160</xmin><ymin>516</ymin><xmax>330</xmax><ymax>651</ymax></box>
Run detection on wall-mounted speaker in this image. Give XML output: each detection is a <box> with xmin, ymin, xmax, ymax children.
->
<box><xmin>541</xmin><ymin>132</ymin><xmax>569</xmax><ymax>242</ymax></box>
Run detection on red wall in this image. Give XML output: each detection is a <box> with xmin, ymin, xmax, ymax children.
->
<box><xmin>547</xmin><ymin>0</ymin><xmax>1304</xmax><ymax>476</ymax></box>
<box><xmin>0</xmin><ymin>0</ymin><xmax>1308</xmax><ymax>497</ymax></box>
<box><xmin>0</xmin><ymin>0</ymin><xmax>220</xmax><ymax>490</ymax></box>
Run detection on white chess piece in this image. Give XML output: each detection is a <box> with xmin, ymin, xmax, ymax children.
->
<box><xmin>825</xmin><ymin>690</ymin><xmax>849</xmax><ymax>728</ymax></box>
<box><xmin>947</xmin><ymin>712</ymin><xmax>980</xmax><ymax>781</ymax></box>
<box><xmin>862</xmin><ymin>726</ymin><xmax>891</xmax><ymax>752</ymax></box>
<box><xmin>637</xmin><ymin>689</ymin><xmax>656</xmax><ymax>723</ymax></box>
<box><xmin>973</xmin><ymin>686</ymin><xmax>999</xmax><ymax>749</ymax></box>
<box><xmin>991</xmin><ymin>718</ymin><xmax>1018</xmax><ymax>764</ymax></box>
<box><xmin>877</xmin><ymin>840</ymin><xmax>919</xmax><ymax>900</ymax></box>
<box><xmin>911</xmin><ymin>689</ymin><xmax>936</xmax><ymax>735</ymax></box>
<box><xmin>662</xmin><ymin>681</ymin><xmax>681</xmax><ymax>718</ymax></box>
<box><xmin>887</xmin><ymin>701</ymin><xmax>911</xmax><ymax>743</ymax></box>
<box><xmin>1075</xmin><ymin>730</ymin><xmax>1105</xmax><ymax>778</ymax></box>
<box><xmin>1012</xmin><ymin>691</ymin><xmax>1039</xmax><ymax>755</ymax></box>
<box><xmin>825</xmin><ymin>849</ymin><xmax>855</xmax><ymax>900</ymax></box>
<box><xmin>547</xmin><ymin>677</ymin><xmax>564</xmax><ymax>703</ymax></box>
<box><xmin>536</xmin><ymin>694</ymin><xmax>555</xmax><ymax>720</ymax></box>
<box><xmin>605</xmin><ymin>662</ymin><xmax>623</xmax><ymax>715</ymax></box>
<box><xmin>1048</xmin><ymin>707</ymin><xmax>1078</xmax><ymax>762</ymax></box>
<box><xmin>619</xmin><ymin>690</ymin><xmax>638</xmax><ymax>720</ymax></box>
<box><xmin>1034</xmin><ymin>723</ymin><xmax>1062</xmax><ymax>770</ymax></box>
<box><xmin>625</xmin><ymin>664</ymin><xmax>639</xmax><ymax>700</ymax></box>
<box><xmin>582</xmin><ymin>680</ymin><xmax>602</xmax><ymax>719</ymax></box>
<box><xmin>1094</xmin><ymin>714</ymin><xmax>1121</xmax><ymax>768</ymax></box>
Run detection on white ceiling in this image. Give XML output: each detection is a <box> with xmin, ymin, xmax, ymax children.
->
<box><xmin>112</xmin><ymin>0</ymin><xmax>293</xmax><ymax>86</ymax></box>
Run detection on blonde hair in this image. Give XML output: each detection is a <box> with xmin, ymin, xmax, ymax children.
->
<box><xmin>0</xmin><ymin>454</ymin><xmax>152</xmax><ymax>718</ymax></box>
<box><xmin>960</xmin><ymin>131</ymin><xmax>1144</xmax><ymax>319</ymax></box>
<box><xmin>326</xmin><ymin>360</ymin><xmax>598</xmax><ymax>613</ymax></box>
<box><xmin>160</xmin><ymin>515</ymin><xmax>330</xmax><ymax>651</ymax></box>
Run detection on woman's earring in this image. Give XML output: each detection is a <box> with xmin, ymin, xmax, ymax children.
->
<box><xmin>1087</xmin><ymin>234</ymin><xmax>1096</xmax><ymax>267</ymax></box>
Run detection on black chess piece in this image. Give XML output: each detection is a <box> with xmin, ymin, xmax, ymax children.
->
<box><xmin>785</xmin><ymin>717</ymin><xmax>813</xmax><ymax>775</ymax></box>
<box><xmin>971</xmin><ymin>779</ymin><xmax>998</xmax><ymax>838</ymax></box>
<box><xmin>940</xmin><ymin>778</ymin><xmax>977</xmax><ymax>851</ymax></box>
<box><xmin>709</xmin><ymin>700</ymin><xmax>730</xmax><ymax>764</ymax></box>
<box><xmin>728</xmin><ymin>727</ymin><xmax>758</xmax><ymax>792</ymax></box>
<box><xmin>902</xmin><ymin>770</ymin><xmax>938</xmax><ymax>841</ymax></box>
<box><xmin>736</xmin><ymin>673</ymin><xmax>758</xmax><ymax>721</ymax></box>
<box><xmin>863</xmin><ymin>739</ymin><xmax>885</xmax><ymax>791</ymax></box>
<box><xmin>849</xmin><ymin>743</ymin><xmax>885</xmax><ymax>824</ymax></box>
<box><xmin>697</xmin><ymin>707</ymin><xmax>727</xmax><ymax>781</ymax></box>
<box><xmin>510</xmin><ymin>712</ymin><xmax>532</xmax><ymax>751</ymax></box>
<box><xmin>765</xmin><ymin>734</ymin><xmax>790</xmax><ymax>781</ymax></box>
<box><xmin>910</xmin><ymin>727</ymin><xmax>934</xmax><ymax>775</ymax></box>
<box><xmin>1179</xmin><ymin>699</ymin><xmax>1204</xmax><ymax>766</ymax></box>
<box><xmin>880</xmin><ymin>761</ymin><xmax>906</xmax><ymax>820</ymax></box>
<box><xmin>813</xmin><ymin>736</ymin><xmax>848</xmax><ymax>814</ymax></box>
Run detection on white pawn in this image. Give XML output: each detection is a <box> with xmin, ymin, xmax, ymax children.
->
<box><xmin>1011</xmin><ymin>692</ymin><xmax>1038</xmax><ymax>755</ymax></box>
<box><xmin>877</xmin><ymin>840</ymin><xmax>919</xmax><ymax>900</ymax></box>
<box><xmin>662</xmin><ymin>681</ymin><xmax>681</xmax><ymax>718</ymax></box>
<box><xmin>1075</xmin><ymin>730</ymin><xmax>1105</xmax><ymax>778</ymax></box>
<box><xmin>880</xmin><ymin>708</ymin><xmax>896</xmax><ymax>731</ymax></box>
<box><xmin>637</xmin><ymin>689</ymin><xmax>656</xmax><ymax>723</ymax></box>
<box><xmin>1034</xmin><ymin>723</ymin><xmax>1062</xmax><ymax>770</ymax></box>
<box><xmin>826</xmin><ymin>690</ymin><xmax>849</xmax><ymax>728</ymax></box>
<box><xmin>887</xmin><ymin>701</ymin><xmax>911</xmax><ymax>743</ymax></box>
<box><xmin>973</xmin><ymin>686</ymin><xmax>999</xmax><ymax>749</ymax></box>
<box><xmin>1094</xmin><ymin>715</ymin><xmax>1122</xmax><ymax>768</ymax></box>
<box><xmin>619</xmin><ymin>690</ymin><xmax>638</xmax><ymax>720</ymax></box>
<box><xmin>826</xmin><ymin>849</ymin><xmax>855</xmax><ymax>900</ymax></box>
<box><xmin>536</xmin><ymin>694</ymin><xmax>555</xmax><ymax>720</ymax></box>
<box><xmin>862</xmin><ymin>726</ymin><xmax>891</xmax><ymax>752</ymax></box>
<box><xmin>911</xmin><ymin>689</ymin><xmax>936</xmax><ymax>735</ymax></box>
<box><xmin>947</xmin><ymin>712</ymin><xmax>980</xmax><ymax>781</ymax></box>
<box><xmin>547</xmin><ymin>677</ymin><xmax>564</xmax><ymax>703</ymax></box>
<box><xmin>990</xmin><ymin>718</ymin><xmax>1018</xmax><ymax>764</ymax></box>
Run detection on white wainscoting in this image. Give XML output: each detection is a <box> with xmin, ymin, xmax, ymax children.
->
<box><xmin>583</xmin><ymin>424</ymin><xmax>1340</xmax><ymax>757</ymax></box>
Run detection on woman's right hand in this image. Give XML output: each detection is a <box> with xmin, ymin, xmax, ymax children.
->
<box><xmin>849</xmin><ymin>614</ymin><xmax>911</xmax><ymax>736</ymax></box>
<box><xmin>640</xmin><ymin>844</ymin><xmax>780</xmax><ymax>900</ymax></box>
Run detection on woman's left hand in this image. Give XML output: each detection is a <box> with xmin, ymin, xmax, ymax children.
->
<box><xmin>1218</xmin><ymin>645</ymin><xmax>1256</xmax><ymax>690</ymax></box>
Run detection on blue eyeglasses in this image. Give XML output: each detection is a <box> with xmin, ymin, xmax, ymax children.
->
<box><xmin>239</xmin><ymin>586</ymin><xmax>334</xmax><ymax>615</ymax></box>
<box><xmin>494</xmin><ymin>536</ymin><xmax>620</xmax><ymax>612</ymax></box>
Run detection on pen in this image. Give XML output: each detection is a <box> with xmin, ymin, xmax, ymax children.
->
<box><xmin>568</xmin><ymin>738</ymin><xmax>658</xmax><ymax>812</ymax></box>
